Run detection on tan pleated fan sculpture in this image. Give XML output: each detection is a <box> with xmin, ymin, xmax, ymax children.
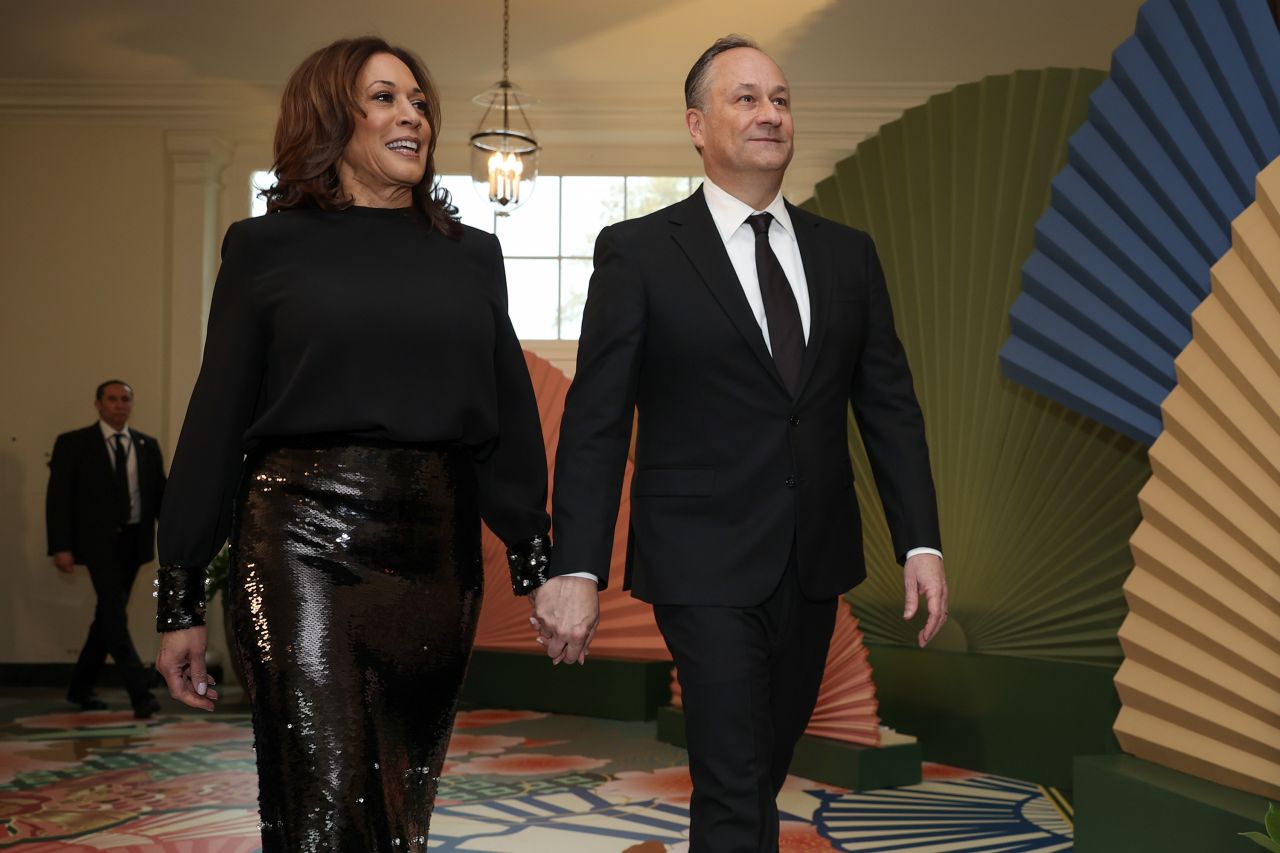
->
<box><xmin>473</xmin><ymin>351</ymin><xmax>670</xmax><ymax>660</ymax></box>
<box><xmin>670</xmin><ymin>600</ymin><xmax>882</xmax><ymax>746</ymax></box>
<box><xmin>1115</xmin><ymin>157</ymin><xmax>1280</xmax><ymax>801</ymax></box>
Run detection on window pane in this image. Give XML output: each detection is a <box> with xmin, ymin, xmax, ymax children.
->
<box><xmin>495</xmin><ymin>177</ymin><xmax>560</xmax><ymax>257</ymax></box>
<box><xmin>559</xmin><ymin>258</ymin><xmax>595</xmax><ymax>341</ymax></box>
<box><xmin>626</xmin><ymin>176</ymin><xmax>694</xmax><ymax>219</ymax></box>
<box><xmin>561</xmin><ymin>176</ymin><xmax>625</xmax><ymax>258</ymax></box>
<box><xmin>503</xmin><ymin>258</ymin><xmax>559</xmax><ymax>339</ymax></box>
<box><xmin>437</xmin><ymin>174</ymin><xmax>494</xmax><ymax>233</ymax></box>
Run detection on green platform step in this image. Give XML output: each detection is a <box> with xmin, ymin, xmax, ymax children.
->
<box><xmin>1073</xmin><ymin>754</ymin><xmax>1270</xmax><ymax>853</ymax></box>
<box><xmin>460</xmin><ymin>650</ymin><xmax>673</xmax><ymax>721</ymax></box>
<box><xmin>867</xmin><ymin>644</ymin><xmax>1122</xmax><ymax>792</ymax></box>
<box><xmin>656</xmin><ymin>706</ymin><xmax>921</xmax><ymax>791</ymax></box>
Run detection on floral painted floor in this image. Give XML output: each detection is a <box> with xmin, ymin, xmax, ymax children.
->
<box><xmin>0</xmin><ymin>690</ymin><xmax>1073</xmax><ymax>851</ymax></box>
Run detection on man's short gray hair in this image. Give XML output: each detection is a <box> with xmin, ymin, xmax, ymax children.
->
<box><xmin>684</xmin><ymin>34</ymin><xmax>759</xmax><ymax>111</ymax></box>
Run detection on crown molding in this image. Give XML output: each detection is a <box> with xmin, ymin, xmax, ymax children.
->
<box><xmin>0</xmin><ymin>77</ymin><xmax>957</xmax><ymax>198</ymax></box>
<box><xmin>0</xmin><ymin>79</ymin><xmax>280</xmax><ymax>126</ymax></box>
<box><xmin>0</xmin><ymin>77</ymin><xmax>958</xmax><ymax>132</ymax></box>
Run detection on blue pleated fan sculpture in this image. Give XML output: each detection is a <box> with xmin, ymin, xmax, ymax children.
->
<box><xmin>999</xmin><ymin>0</ymin><xmax>1280</xmax><ymax>443</ymax></box>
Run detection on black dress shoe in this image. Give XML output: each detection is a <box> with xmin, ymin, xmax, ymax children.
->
<box><xmin>67</xmin><ymin>692</ymin><xmax>108</xmax><ymax>711</ymax></box>
<box><xmin>132</xmin><ymin>694</ymin><xmax>162</xmax><ymax>719</ymax></box>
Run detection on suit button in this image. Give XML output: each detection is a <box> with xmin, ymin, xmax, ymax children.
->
<box><xmin>789</xmin><ymin>416</ymin><xmax>800</xmax><ymax>426</ymax></box>
<box><xmin>785</xmin><ymin>476</ymin><xmax>796</xmax><ymax>488</ymax></box>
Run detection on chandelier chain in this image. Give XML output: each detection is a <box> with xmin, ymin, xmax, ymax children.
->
<box><xmin>470</xmin><ymin>0</ymin><xmax>536</xmax><ymax>216</ymax></box>
<box><xmin>502</xmin><ymin>0</ymin><xmax>510</xmax><ymax>81</ymax></box>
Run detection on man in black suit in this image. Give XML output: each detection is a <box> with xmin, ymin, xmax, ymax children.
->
<box><xmin>535</xmin><ymin>36</ymin><xmax>949</xmax><ymax>851</ymax></box>
<box><xmin>47</xmin><ymin>380</ymin><xmax>165</xmax><ymax>718</ymax></box>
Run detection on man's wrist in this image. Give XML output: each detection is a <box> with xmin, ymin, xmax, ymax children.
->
<box><xmin>559</xmin><ymin>571</ymin><xmax>598</xmax><ymax>583</ymax></box>
<box><xmin>905</xmin><ymin>547</ymin><xmax>943</xmax><ymax>561</ymax></box>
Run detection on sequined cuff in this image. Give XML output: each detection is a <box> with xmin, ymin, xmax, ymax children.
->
<box><xmin>506</xmin><ymin>534</ymin><xmax>551</xmax><ymax>596</ymax></box>
<box><xmin>155</xmin><ymin>566</ymin><xmax>208</xmax><ymax>632</ymax></box>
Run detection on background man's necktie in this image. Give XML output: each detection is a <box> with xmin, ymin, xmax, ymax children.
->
<box><xmin>748</xmin><ymin>212</ymin><xmax>805</xmax><ymax>393</ymax></box>
<box><xmin>113</xmin><ymin>433</ymin><xmax>131</xmax><ymax>521</ymax></box>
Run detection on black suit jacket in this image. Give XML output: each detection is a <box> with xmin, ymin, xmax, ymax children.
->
<box><xmin>46</xmin><ymin>424</ymin><xmax>166</xmax><ymax>567</ymax></box>
<box><xmin>551</xmin><ymin>188</ymin><xmax>940</xmax><ymax>606</ymax></box>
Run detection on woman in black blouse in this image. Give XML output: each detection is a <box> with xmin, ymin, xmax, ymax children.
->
<box><xmin>155</xmin><ymin>37</ymin><xmax>550</xmax><ymax>851</ymax></box>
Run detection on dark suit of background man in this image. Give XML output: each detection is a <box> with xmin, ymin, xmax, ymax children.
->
<box><xmin>535</xmin><ymin>36</ymin><xmax>950</xmax><ymax>852</ymax></box>
<box><xmin>46</xmin><ymin>380</ymin><xmax>164</xmax><ymax>718</ymax></box>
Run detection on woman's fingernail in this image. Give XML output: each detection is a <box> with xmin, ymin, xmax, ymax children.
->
<box><xmin>196</xmin><ymin>682</ymin><xmax>207</xmax><ymax>696</ymax></box>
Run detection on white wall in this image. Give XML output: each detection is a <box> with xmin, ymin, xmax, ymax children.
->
<box><xmin>0</xmin><ymin>125</ymin><xmax>168</xmax><ymax>663</ymax></box>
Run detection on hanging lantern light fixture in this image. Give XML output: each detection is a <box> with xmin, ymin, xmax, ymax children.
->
<box><xmin>469</xmin><ymin>0</ymin><xmax>539</xmax><ymax>216</ymax></box>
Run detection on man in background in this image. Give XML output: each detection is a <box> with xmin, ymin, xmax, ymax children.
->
<box><xmin>46</xmin><ymin>380</ymin><xmax>165</xmax><ymax>718</ymax></box>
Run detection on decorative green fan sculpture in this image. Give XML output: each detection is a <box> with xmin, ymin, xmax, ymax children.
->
<box><xmin>804</xmin><ymin>69</ymin><xmax>1152</xmax><ymax>665</ymax></box>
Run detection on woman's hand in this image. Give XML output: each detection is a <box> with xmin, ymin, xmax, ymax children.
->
<box><xmin>156</xmin><ymin>626</ymin><xmax>219</xmax><ymax>711</ymax></box>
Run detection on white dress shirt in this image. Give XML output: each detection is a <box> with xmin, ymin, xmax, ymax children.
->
<box><xmin>701</xmin><ymin>177</ymin><xmax>811</xmax><ymax>349</ymax></box>
<box><xmin>561</xmin><ymin>180</ymin><xmax>940</xmax><ymax>582</ymax></box>
<box><xmin>99</xmin><ymin>420</ymin><xmax>141</xmax><ymax>525</ymax></box>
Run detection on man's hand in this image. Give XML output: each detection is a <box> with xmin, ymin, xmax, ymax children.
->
<box><xmin>52</xmin><ymin>551</ymin><xmax>75</xmax><ymax>574</ymax></box>
<box><xmin>903</xmin><ymin>553</ymin><xmax>948</xmax><ymax>647</ymax></box>
<box><xmin>156</xmin><ymin>626</ymin><xmax>219</xmax><ymax>711</ymax></box>
<box><xmin>532</xmin><ymin>576</ymin><xmax>600</xmax><ymax>665</ymax></box>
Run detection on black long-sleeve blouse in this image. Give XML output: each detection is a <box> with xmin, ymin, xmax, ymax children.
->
<box><xmin>156</xmin><ymin>206</ymin><xmax>550</xmax><ymax>625</ymax></box>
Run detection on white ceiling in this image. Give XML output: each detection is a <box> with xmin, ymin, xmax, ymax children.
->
<box><xmin>1</xmin><ymin>1</ymin><xmax>1147</xmax><ymax>195</ymax></box>
<box><xmin>3</xmin><ymin>0</ymin><xmax>1141</xmax><ymax>86</ymax></box>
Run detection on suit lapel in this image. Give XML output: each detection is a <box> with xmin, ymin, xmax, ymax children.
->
<box><xmin>133</xmin><ymin>434</ymin><xmax>148</xmax><ymax>480</ymax></box>
<box><xmin>790</xmin><ymin>204</ymin><xmax>832</xmax><ymax>398</ymax></box>
<box><xmin>133</xmin><ymin>433</ymin><xmax>156</xmax><ymax>517</ymax></box>
<box><xmin>668</xmin><ymin>188</ymin><xmax>788</xmax><ymax>393</ymax></box>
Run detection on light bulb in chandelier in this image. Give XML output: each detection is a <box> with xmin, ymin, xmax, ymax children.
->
<box><xmin>486</xmin><ymin>150</ymin><xmax>526</xmax><ymax>206</ymax></box>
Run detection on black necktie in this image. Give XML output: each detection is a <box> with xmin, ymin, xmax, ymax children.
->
<box><xmin>747</xmin><ymin>212</ymin><xmax>804</xmax><ymax>393</ymax></box>
<box><xmin>113</xmin><ymin>433</ymin><xmax>132</xmax><ymax>521</ymax></box>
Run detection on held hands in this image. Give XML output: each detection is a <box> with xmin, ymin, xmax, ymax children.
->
<box><xmin>529</xmin><ymin>576</ymin><xmax>600</xmax><ymax>665</ymax></box>
<box><xmin>903</xmin><ymin>552</ymin><xmax>948</xmax><ymax>647</ymax></box>
<box><xmin>52</xmin><ymin>551</ymin><xmax>75</xmax><ymax>574</ymax></box>
<box><xmin>156</xmin><ymin>626</ymin><xmax>219</xmax><ymax>711</ymax></box>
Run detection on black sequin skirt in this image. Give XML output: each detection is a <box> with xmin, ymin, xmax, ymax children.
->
<box><xmin>228</xmin><ymin>438</ymin><xmax>483</xmax><ymax>852</ymax></box>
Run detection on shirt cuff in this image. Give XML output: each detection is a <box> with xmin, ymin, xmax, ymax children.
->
<box><xmin>561</xmin><ymin>571</ymin><xmax>599</xmax><ymax>582</ymax></box>
<box><xmin>905</xmin><ymin>547</ymin><xmax>943</xmax><ymax>561</ymax></box>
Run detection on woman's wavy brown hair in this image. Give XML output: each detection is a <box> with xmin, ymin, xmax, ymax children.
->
<box><xmin>263</xmin><ymin>36</ymin><xmax>461</xmax><ymax>238</ymax></box>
